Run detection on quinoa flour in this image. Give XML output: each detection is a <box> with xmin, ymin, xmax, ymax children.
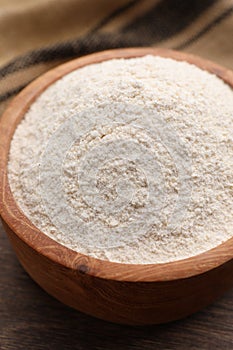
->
<box><xmin>8</xmin><ymin>56</ymin><xmax>233</xmax><ymax>264</ymax></box>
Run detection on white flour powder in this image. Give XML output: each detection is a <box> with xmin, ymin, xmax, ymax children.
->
<box><xmin>8</xmin><ymin>55</ymin><xmax>233</xmax><ymax>264</ymax></box>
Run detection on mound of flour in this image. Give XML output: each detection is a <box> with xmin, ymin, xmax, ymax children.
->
<box><xmin>8</xmin><ymin>55</ymin><xmax>233</xmax><ymax>264</ymax></box>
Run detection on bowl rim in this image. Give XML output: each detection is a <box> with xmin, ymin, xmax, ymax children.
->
<box><xmin>0</xmin><ymin>47</ymin><xmax>233</xmax><ymax>283</ymax></box>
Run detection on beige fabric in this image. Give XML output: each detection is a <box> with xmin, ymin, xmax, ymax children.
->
<box><xmin>185</xmin><ymin>15</ymin><xmax>233</xmax><ymax>68</ymax></box>
<box><xmin>0</xmin><ymin>0</ymin><xmax>132</xmax><ymax>66</ymax></box>
<box><xmin>0</xmin><ymin>0</ymin><xmax>232</xmax><ymax>114</ymax></box>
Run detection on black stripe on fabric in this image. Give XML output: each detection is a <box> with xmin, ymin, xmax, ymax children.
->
<box><xmin>176</xmin><ymin>6</ymin><xmax>233</xmax><ymax>50</ymax></box>
<box><xmin>0</xmin><ymin>32</ymin><xmax>140</xmax><ymax>81</ymax></box>
<box><xmin>89</xmin><ymin>0</ymin><xmax>141</xmax><ymax>34</ymax></box>
<box><xmin>0</xmin><ymin>84</ymin><xmax>27</xmax><ymax>102</ymax></box>
<box><xmin>120</xmin><ymin>0</ymin><xmax>218</xmax><ymax>43</ymax></box>
<box><xmin>0</xmin><ymin>42</ymin><xmax>85</xmax><ymax>79</ymax></box>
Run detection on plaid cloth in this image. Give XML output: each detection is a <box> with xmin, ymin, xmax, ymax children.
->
<box><xmin>0</xmin><ymin>0</ymin><xmax>232</xmax><ymax>115</ymax></box>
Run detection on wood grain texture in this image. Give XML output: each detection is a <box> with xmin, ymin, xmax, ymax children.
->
<box><xmin>0</xmin><ymin>48</ymin><xmax>233</xmax><ymax>325</ymax></box>
<box><xmin>1</xmin><ymin>223</ymin><xmax>233</xmax><ymax>350</ymax></box>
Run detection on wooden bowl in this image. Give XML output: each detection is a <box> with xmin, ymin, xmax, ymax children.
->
<box><xmin>0</xmin><ymin>48</ymin><xmax>233</xmax><ymax>325</ymax></box>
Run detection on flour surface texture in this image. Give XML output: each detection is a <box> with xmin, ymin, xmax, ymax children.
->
<box><xmin>8</xmin><ymin>56</ymin><xmax>233</xmax><ymax>264</ymax></box>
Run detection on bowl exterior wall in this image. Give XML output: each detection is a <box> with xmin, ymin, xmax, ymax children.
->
<box><xmin>2</xmin><ymin>219</ymin><xmax>233</xmax><ymax>325</ymax></box>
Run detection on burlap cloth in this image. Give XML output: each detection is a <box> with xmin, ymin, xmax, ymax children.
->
<box><xmin>0</xmin><ymin>0</ymin><xmax>232</xmax><ymax>116</ymax></box>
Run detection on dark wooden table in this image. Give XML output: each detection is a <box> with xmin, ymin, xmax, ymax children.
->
<box><xmin>0</xmin><ymin>221</ymin><xmax>232</xmax><ymax>350</ymax></box>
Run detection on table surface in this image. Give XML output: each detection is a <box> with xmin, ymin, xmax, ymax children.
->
<box><xmin>0</xmin><ymin>221</ymin><xmax>233</xmax><ymax>350</ymax></box>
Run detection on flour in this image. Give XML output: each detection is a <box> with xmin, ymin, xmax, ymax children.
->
<box><xmin>8</xmin><ymin>55</ymin><xmax>233</xmax><ymax>264</ymax></box>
